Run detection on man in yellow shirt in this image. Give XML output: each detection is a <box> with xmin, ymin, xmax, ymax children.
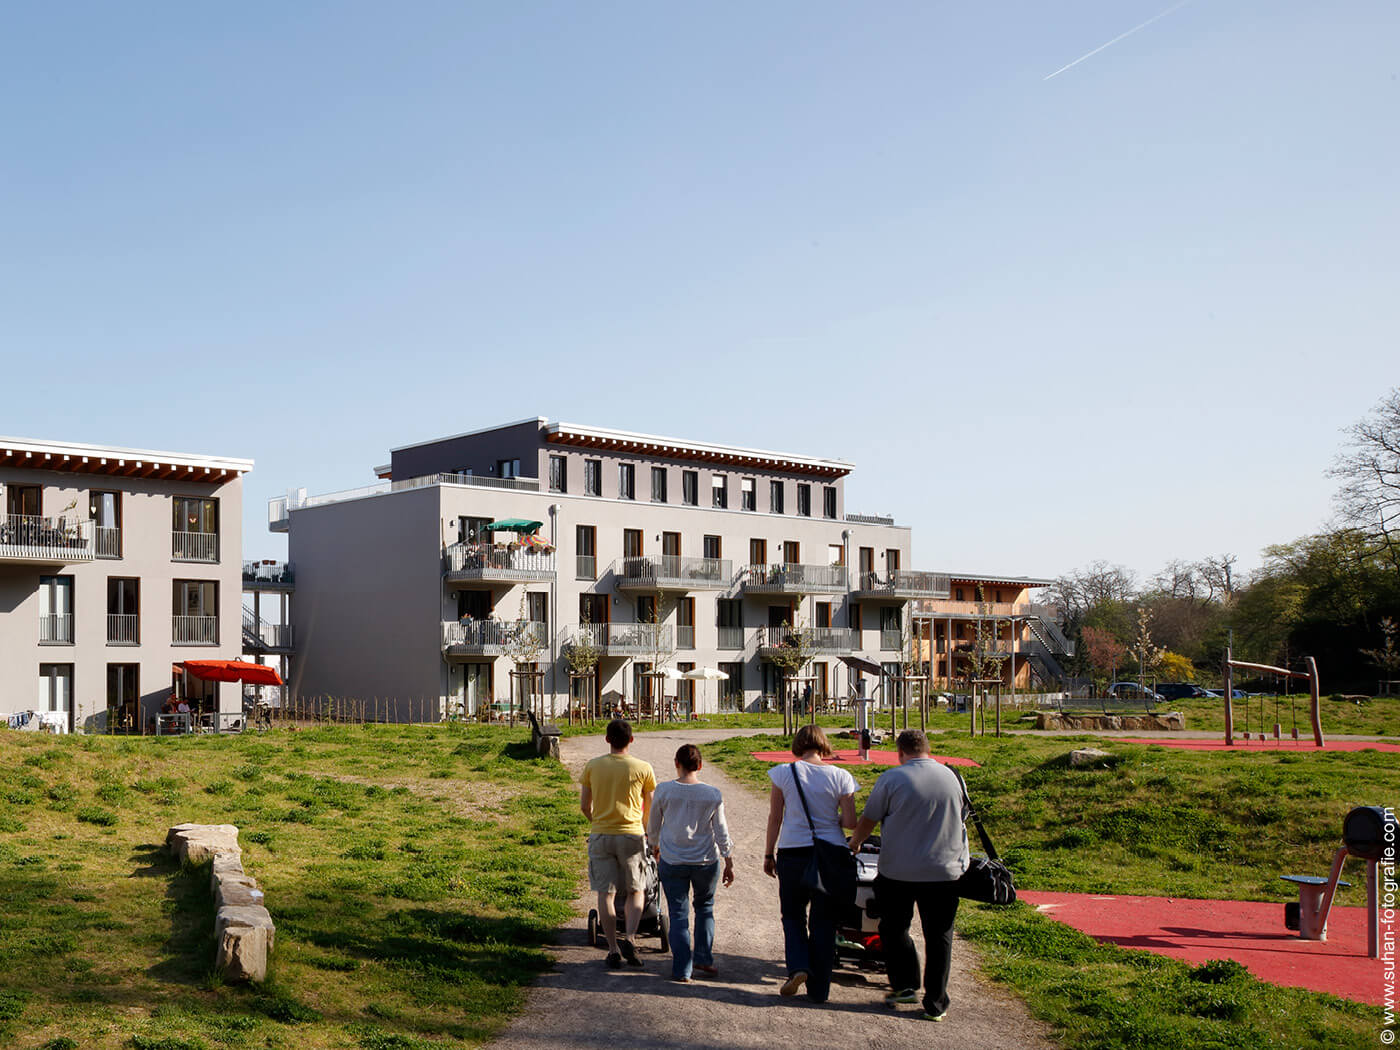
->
<box><xmin>580</xmin><ymin>719</ymin><xmax>657</xmax><ymax>968</ymax></box>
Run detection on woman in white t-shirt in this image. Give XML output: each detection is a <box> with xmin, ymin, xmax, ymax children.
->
<box><xmin>762</xmin><ymin>724</ymin><xmax>857</xmax><ymax>1004</ymax></box>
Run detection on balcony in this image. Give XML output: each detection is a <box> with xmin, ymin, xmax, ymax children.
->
<box><xmin>756</xmin><ymin>625</ymin><xmax>857</xmax><ymax>658</ymax></box>
<box><xmin>108</xmin><ymin>614</ymin><xmax>139</xmax><ymax>645</ymax></box>
<box><xmin>442</xmin><ymin>619</ymin><xmax>548</xmax><ymax>659</ymax></box>
<box><xmin>852</xmin><ymin>570</ymin><xmax>951</xmax><ymax>601</ymax></box>
<box><xmin>444</xmin><ymin>543</ymin><xmax>556</xmax><ymax>586</ymax></box>
<box><xmin>172</xmin><ymin>531</ymin><xmax>219</xmax><ymax>563</ymax></box>
<box><xmin>565</xmin><ymin>622</ymin><xmax>673</xmax><ymax>657</ymax></box>
<box><xmin>243</xmin><ymin>560</ymin><xmax>295</xmax><ymax>591</ymax></box>
<box><xmin>0</xmin><ymin>515</ymin><xmax>93</xmax><ymax>564</ymax></box>
<box><xmin>615</xmin><ymin>555</ymin><xmax>732</xmax><ymax>592</ymax></box>
<box><xmin>95</xmin><ymin>526</ymin><xmax>122</xmax><ymax>559</ymax></box>
<box><xmin>39</xmin><ymin>614</ymin><xmax>73</xmax><ymax>645</ymax></box>
<box><xmin>921</xmin><ymin>599</ymin><xmax>1026</xmax><ymax>618</ymax></box>
<box><xmin>742</xmin><ymin>563</ymin><xmax>848</xmax><ymax>595</ymax></box>
<box><xmin>880</xmin><ymin>628</ymin><xmax>903</xmax><ymax>651</ymax></box>
<box><xmin>173</xmin><ymin>615</ymin><xmax>219</xmax><ymax>645</ymax></box>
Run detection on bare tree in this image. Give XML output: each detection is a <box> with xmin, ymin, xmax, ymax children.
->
<box><xmin>1152</xmin><ymin>560</ymin><xmax>1200</xmax><ymax>603</ymax></box>
<box><xmin>1331</xmin><ymin>386</ymin><xmax>1400</xmax><ymax>569</ymax></box>
<box><xmin>1196</xmin><ymin>554</ymin><xmax>1239</xmax><ymax>604</ymax></box>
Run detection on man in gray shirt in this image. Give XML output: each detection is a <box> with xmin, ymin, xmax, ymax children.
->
<box><xmin>849</xmin><ymin>729</ymin><xmax>969</xmax><ymax>1022</ymax></box>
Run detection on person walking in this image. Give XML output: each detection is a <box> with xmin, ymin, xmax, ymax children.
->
<box><xmin>648</xmin><ymin>743</ymin><xmax>735</xmax><ymax>983</ymax></box>
<box><xmin>848</xmin><ymin>728</ymin><xmax>970</xmax><ymax>1023</ymax></box>
<box><xmin>580</xmin><ymin>719</ymin><xmax>658</xmax><ymax>969</ymax></box>
<box><xmin>762</xmin><ymin>724</ymin><xmax>857</xmax><ymax>1003</ymax></box>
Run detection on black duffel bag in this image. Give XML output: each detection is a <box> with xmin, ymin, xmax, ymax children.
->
<box><xmin>788</xmin><ymin>762</ymin><xmax>858</xmax><ymax>903</ymax></box>
<box><xmin>954</xmin><ymin>771</ymin><xmax>1017</xmax><ymax>906</ymax></box>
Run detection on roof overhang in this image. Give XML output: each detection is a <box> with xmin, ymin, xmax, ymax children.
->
<box><xmin>544</xmin><ymin>421</ymin><xmax>852</xmax><ymax>479</ymax></box>
<box><xmin>0</xmin><ymin>437</ymin><xmax>252</xmax><ymax>484</ymax></box>
<box><xmin>944</xmin><ymin>573</ymin><xmax>1055</xmax><ymax>589</ymax></box>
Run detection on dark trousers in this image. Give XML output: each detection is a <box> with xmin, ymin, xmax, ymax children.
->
<box><xmin>775</xmin><ymin>848</ymin><xmax>839</xmax><ymax>1003</ymax></box>
<box><xmin>875</xmin><ymin>874</ymin><xmax>959</xmax><ymax>1015</ymax></box>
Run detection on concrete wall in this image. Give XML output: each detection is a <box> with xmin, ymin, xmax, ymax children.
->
<box><xmin>0</xmin><ymin>468</ymin><xmax>244</xmax><ymax>732</ymax></box>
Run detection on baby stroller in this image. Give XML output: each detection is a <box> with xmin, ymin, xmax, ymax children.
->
<box><xmin>587</xmin><ymin>841</ymin><xmax>670</xmax><ymax>954</ymax></box>
<box><xmin>835</xmin><ymin>835</ymin><xmax>884</xmax><ymax>969</ymax></box>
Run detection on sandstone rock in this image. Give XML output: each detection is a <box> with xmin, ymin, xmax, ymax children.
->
<box><xmin>1069</xmin><ymin>747</ymin><xmax>1114</xmax><ymax>767</ymax></box>
<box><xmin>215</xmin><ymin>874</ymin><xmax>265</xmax><ymax>911</ymax></box>
<box><xmin>210</xmin><ymin>852</ymin><xmax>245</xmax><ymax>892</ymax></box>
<box><xmin>167</xmin><ymin>823</ymin><xmax>242</xmax><ymax>866</ymax></box>
<box><xmin>215</xmin><ymin>905</ymin><xmax>275</xmax><ymax>983</ymax></box>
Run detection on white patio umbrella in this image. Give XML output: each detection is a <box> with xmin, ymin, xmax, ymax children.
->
<box><xmin>683</xmin><ymin>666</ymin><xmax>730</xmax><ymax>714</ymax></box>
<box><xmin>641</xmin><ymin>667</ymin><xmax>687</xmax><ymax>719</ymax></box>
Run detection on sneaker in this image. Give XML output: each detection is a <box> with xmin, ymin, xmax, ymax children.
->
<box><xmin>922</xmin><ymin>1010</ymin><xmax>948</xmax><ymax>1022</ymax></box>
<box><xmin>779</xmin><ymin>971</ymin><xmax>808</xmax><ymax>997</ymax></box>
<box><xmin>605</xmin><ymin>952</ymin><xmax>623</xmax><ymax>970</ymax></box>
<box><xmin>620</xmin><ymin>939</ymin><xmax>644</xmax><ymax>968</ymax></box>
<box><xmin>695</xmin><ymin>965</ymin><xmax>720</xmax><ymax>978</ymax></box>
<box><xmin>670</xmin><ymin>974</ymin><xmax>692</xmax><ymax>983</ymax></box>
<box><xmin>884</xmin><ymin>988</ymin><xmax>918</xmax><ymax>1005</ymax></box>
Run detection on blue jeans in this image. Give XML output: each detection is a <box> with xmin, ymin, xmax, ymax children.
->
<box><xmin>658</xmin><ymin>859</ymin><xmax>721</xmax><ymax>980</ymax></box>
<box><xmin>775</xmin><ymin>847</ymin><xmax>839</xmax><ymax>1003</ymax></box>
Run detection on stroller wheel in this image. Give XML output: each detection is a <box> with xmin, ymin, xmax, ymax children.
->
<box><xmin>657</xmin><ymin>910</ymin><xmax>669</xmax><ymax>954</ymax></box>
<box><xmin>587</xmin><ymin>909</ymin><xmax>599</xmax><ymax>949</ymax></box>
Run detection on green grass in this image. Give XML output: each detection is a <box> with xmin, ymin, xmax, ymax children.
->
<box><xmin>706</xmin><ymin>730</ymin><xmax>1397</xmax><ymax>1049</ymax></box>
<box><xmin>1160</xmin><ymin>694</ymin><xmax>1399</xmax><ymax>738</ymax></box>
<box><xmin>0</xmin><ymin>725</ymin><xmax>586</xmax><ymax>1049</ymax></box>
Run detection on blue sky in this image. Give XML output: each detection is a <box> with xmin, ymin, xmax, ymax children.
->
<box><xmin>3</xmin><ymin>1</ymin><xmax>1396</xmax><ymax>581</ymax></box>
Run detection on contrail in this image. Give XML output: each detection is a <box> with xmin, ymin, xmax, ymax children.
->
<box><xmin>1043</xmin><ymin>0</ymin><xmax>1193</xmax><ymax>80</ymax></box>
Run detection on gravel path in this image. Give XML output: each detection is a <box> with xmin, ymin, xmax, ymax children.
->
<box><xmin>486</xmin><ymin>727</ymin><xmax>1053</xmax><ymax>1050</ymax></box>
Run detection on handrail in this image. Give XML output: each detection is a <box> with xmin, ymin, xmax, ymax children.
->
<box><xmin>269</xmin><ymin>471</ymin><xmax>542</xmax><ymax>523</ymax></box>
<box><xmin>756</xmin><ymin>625</ymin><xmax>857</xmax><ymax>651</ymax></box>
<box><xmin>617</xmin><ymin>555</ymin><xmax>732</xmax><ymax>587</ymax></box>
<box><xmin>855</xmin><ymin>570</ymin><xmax>951</xmax><ymax>596</ymax></box>
<box><xmin>744</xmin><ymin>563</ymin><xmax>848</xmax><ymax>591</ymax></box>
<box><xmin>845</xmin><ymin>513</ymin><xmax>895</xmax><ymax>526</ymax></box>
<box><xmin>442</xmin><ymin>619</ymin><xmax>548</xmax><ymax>650</ymax></box>
<box><xmin>445</xmin><ymin>543</ymin><xmax>556</xmax><ymax>577</ymax></box>
<box><xmin>566</xmin><ymin>622</ymin><xmax>672</xmax><ymax>652</ymax></box>
<box><xmin>0</xmin><ymin>515</ymin><xmax>93</xmax><ymax>560</ymax></box>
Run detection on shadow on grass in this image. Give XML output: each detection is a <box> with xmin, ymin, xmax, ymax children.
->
<box><xmin>130</xmin><ymin>844</ymin><xmax>217</xmax><ymax>986</ymax></box>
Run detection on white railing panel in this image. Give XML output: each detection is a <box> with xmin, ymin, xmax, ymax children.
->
<box><xmin>107</xmin><ymin>614</ymin><xmax>139</xmax><ymax>645</ymax></box>
<box><xmin>172</xmin><ymin>531</ymin><xmax>219</xmax><ymax>562</ymax></box>
<box><xmin>173</xmin><ymin>615</ymin><xmax>219</xmax><ymax>645</ymax></box>
<box><xmin>39</xmin><ymin>614</ymin><xmax>73</xmax><ymax>644</ymax></box>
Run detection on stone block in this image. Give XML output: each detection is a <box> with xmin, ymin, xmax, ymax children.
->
<box><xmin>1069</xmin><ymin>747</ymin><xmax>1114</xmax><ymax>767</ymax></box>
<box><xmin>215</xmin><ymin>874</ymin><xmax>265</xmax><ymax>911</ymax></box>
<box><xmin>215</xmin><ymin>905</ymin><xmax>275</xmax><ymax>983</ymax></box>
<box><xmin>210</xmin><ymin>852</ymin><xmax>245</xmax><ymax>892</ymax></box>
<box><xmin>167</xmin><ymin>823</ymin><xmax>242</xmax><ymax>866</ymax></box>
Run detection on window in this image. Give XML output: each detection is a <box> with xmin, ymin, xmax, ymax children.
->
<box><xmin>108</xmin><ymin>577</ymin><xmax>139</xmax><ymax>645</ymax></box>
<box><xmin>797</xmin><ymin>484</ymin><xmax>811</xmax><ymax>517</ymax></box>
<box><xmin>584</xmin><ymin>460</ymin><xmax>602</xmax><ymax>497</ymax></box>
<box><xmin>814</xmin><ymin>602</ymin><xmax>831</xmax><ymax>628</ymax></box>
<box><xmin>718</xmin><ymin>662</ymin><xmax>744</xmax><ymax>710</ymax></box>
<box><xmin>886</xmin><ymin>549</ymin><xmax>901</xmax><ymax>572</ymax></box>
<box><xmin>682</xmin><ymin>471</ymin><xmax>698</xmax><ymax>506</ymax></box>
<box><xmin>549</xmin><ymin>455</ymin><xmax>567</xmax><ymax>493</ymax></box>
<box><xmin>859</xmin><ymin>547</ymin><xmax>875</xmax><ymax>585</ymax></box>
<box><xmin>703</xmin><ymin>535</ymin><xmax>722</xmax><ymax>560</ymax></box>
<box><xmin>677</xmin><ymin>661</ymin><xmax>695</xmax><ymax>705</ymax></box>
<box><xmin>38</xmin><ymin>664</ymin><xmax>73</xmax><ymax>725</ymax></box>
<box><xmin>712</xmin><ymin>474</ymin><xmax>728</xmax><ymax>509</ymax></box>
<box><xmin>173</xmin><ymin>580</ymin><xmax>218</xmax><ymax>644</ymax></box>
<box><xmin>955</xmin><ymin>587</ymin><xmax>964</xmax><ymax>601</ymax></box>
<box><xmin>717</xmin><ymin>599</ymin><xmax>744</xmax><ymax>649</ymax></box>
<box><xmin>576</xmin><ymin>525</ymin><xmax>597</xmax><ymax>579</ymax></box>
<box><xmin>526</xmin><ymin>592</ymin><xmax>548</xmax><ymax>626</ymax></box>
<box><xmin>769</xmin><ymin>481</ymin><xmax>784</xmax><ymax>515</ymax></box>
<box><xmin>783</xmin><ymin>541</ymin><xmax>800</xmax><ymax>565</ymax></box>
<box><xmin>458</xmin><ymin>516</ymin><xmax>492</xmax><ymax>544</ymax></box>
<box><xmin>749</xmin><ymin>538</ymin><xmax>767</xmax><ymax>567</ymax></box>
<box><xmin>850</xmin><ymin>603</ymin><xmax>863</xmax><ymax>632</ymax></box>
<box><xmin>651</xmin><ymin>467</ymin><xmax>668</xmax><ymax>503</ymax></box>
<box><xmin>172</xmin><ymin>496</ymin><xmax>219</xmax><ymax>562</ymax></box>
<box><xmin>741</xmin><ymin>478</ymin><xmax>756</xmax><ymax>511</ymax></box>
<box><xmin>580</xmin><ymin>593</ymin><xmax>607</xmax><ymax>626</ymax></box>
<box><xmin>677</xmin><ymin>598</ymin><xmax>695</xmax><ymax>649</ymax></box>
<box><xmin>496</xmin><ymin>458</ymin><xmax>520</xmax><ymax>478</ymax></box>
<box><xmin>90</xmin><ymin>490</ymin><xmax>122</xmax><ymax>558</ymax></box>
<box><xmin>619</xmin><ymin>464</ymin><xmax>635</xmax><ymax>501</ymax></box>
<box><xmin>995</xmin><ymin>590</ymin><xmax>1003</xmax><ymax>603</ymax></box>
<box><xmin>637</xmin><ymin>595</ymin><xmax>658</xmax><ymax>624</ymax></box>
<box><xmin>828</xmin><ymin>544</ymin><xmax>844</xmax><ymax>566</ymax></box>
<box><xmin>662</xmin><ymin>532</ymin><xmax>681</xmax><ymax>557</ymax></box>
<box><xmin>823</xmin><ymin>486</ymin><xmax>837</xmax><ymax>519</ymax></box>
<box><xmin>623</xmin><ymin>528</ymin><xmax>644</xmax><ymax>558</ymax></box>
<box><xmin>39</xmin><ymin>575</ymin><xmax>73</xmax><ymax>644</ymax></box>
<box><xmin>7</xmin><ymin>484</ymin><xmax>41</xmax><ymax>517</ymax></box>
<box><xmin>107</xmin><ymin>663</ymin><xmax>139</xmax><ymax>731</ymax></box>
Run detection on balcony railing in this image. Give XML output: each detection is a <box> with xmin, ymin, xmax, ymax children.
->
<box><xmin>0</xmin><ymin>515</ymin><xmax>93</xmax><ymax>563</ymax></box>
<box><xmin>756</xmin><ymin>625</ymin><xmax>857</xmax><ymax>654</ymax></box>
<box><xmin>615</xmin><ymin>555</ymin><xmax>732</xmax><ymax>591</ymax></box>
<box><xmin>269</xmin><ymin>471</ymin><xmax>541</xmax><ymax>530</ymax></box>
<box><xmin>717</xmin><ymin>625</ymin><xmax>745</xmax><ymax>650</ymax></box>
<box><xmin>853</xmin><ymin>570</ymin><xmax>951</xmax><ymax>600</ymax></box>
<box><xmin>677</xmin><ymin>625</ymin><xmax>696</xmax><ymax>649</ymax></box>
<box><xmin>743</xmin><ymin>563</ymin><xmax>848</xmax><ymax>594</ymax></box>
<box><xmin>442</xmin><ymin>619</ymin><xmax>548</xmax><ymax>656</ymax></box>
<box><xmin>576</xmin><ymin>555</ymin><xmax>597</xmax><ymax>580</ymax></box>
<box><xmin>922</xmin><ymin>599</ymin><xmax>1026</xmax><ymax>617</ymax></box>
<box><xmin>445</xmin><ymin>543</ymin><xmax>556</xmax><ymax>583</ymax></box>
<box><xmin>880</xmin><ymin>628</ymin><xmax>903</xmax><ymax>651</ymax></box>
<box><xmin>243</xmin><ymin>607</ymin><xmax>291</xmax><ymax>651</ymax></box>
<box><xmin>39</xmin><ymin>614</ymin><xmax>73</xmax><ymax>644</ymax></box>
<box><xmin>94</xmin><ymin>527</ymin><xmax>122</xmax><ymax>559</ymax></box>
<box><xmin>172</xmin><ymin>531</ymin><xmax>218</xmax><ymax>562</ymax></box>
<box><xmin>243</xmin><ymin>560</ymin><xmax>295</xmax><ymax>587</ymax></box>
<box><xmin>566</xmin><ymin>622</ymin><xmax>672</xmax><ymax>656</ymax></box>
<box><xmin>108</xmin><ymin>614</ymin><xmax>139</xmax><ymax>645</ymax></box>
<box><xmin>173</xmin><ymin>615</ymin><xmax>219</xmax><ymax>645</ymax></box>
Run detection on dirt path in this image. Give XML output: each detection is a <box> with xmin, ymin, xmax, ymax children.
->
<box><xmin>486</xmin><ymin>727</ymin><xmax>1053</xmax><ymax>1050</ymax></box>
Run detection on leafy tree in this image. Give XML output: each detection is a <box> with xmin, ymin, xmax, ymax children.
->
<box><xmin>1158</xmin><ymin>650</ymin><xmax>1195</xmax><ymax>681</ymax></box>
<box><xmin>1081</xmin><ymin>626</ymin><xmax>1126</xmax><ymax>694</ymax></box>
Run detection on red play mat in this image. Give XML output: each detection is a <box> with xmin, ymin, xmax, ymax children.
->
<box><xmin>1020</xmin><ymin>890</ymin><xmax>1387</xmax><ymax>1005</ymax></box>
<box><xmin>750</xmin><ymin>749</ymin><xmax>980</xmax><ymax>768</ymax></box>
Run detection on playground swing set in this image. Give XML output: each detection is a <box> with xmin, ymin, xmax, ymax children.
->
<box><xmin>1221</xmin><ymin>648</ymin><xmax>1323</xmax><ymax>748</ymax></box>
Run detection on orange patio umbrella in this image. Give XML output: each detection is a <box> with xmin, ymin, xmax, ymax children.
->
<box><xmin>181</xmin><ymin>660</ymin><xmax>283</xmax><ymax>686</ymax></box>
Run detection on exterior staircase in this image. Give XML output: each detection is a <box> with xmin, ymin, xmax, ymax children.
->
<box><xmin>1023</xmin><ymin>605</ymin><xmax>1075</xmax><ymax>688</ymax></box>
<box><xmin>242</xmin><ymin>605</ymin><xmax>292</xmax><ymax>654</ymax></box>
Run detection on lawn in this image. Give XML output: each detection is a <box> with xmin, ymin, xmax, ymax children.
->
<box><xmin>705</xmin><ymin>730</ymin><xmax>1398</xmax><ymax>1050</ymax></box>
<box><xmin>0</xmin><ymin>724</ymin><xmax>586</xmax><ymax>1050</ymax></box>
<box><xmin>1158</xmin><ymin>694</ymin><xmax>1400</xmax><ymax>738</ymax></box>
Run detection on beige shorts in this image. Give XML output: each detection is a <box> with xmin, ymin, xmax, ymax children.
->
<box><xmin>588</xmin><ymin>833</ymin><xmax>648</xmax><ymax>893</ymax></box>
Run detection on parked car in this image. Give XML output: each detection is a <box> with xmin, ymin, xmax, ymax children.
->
<box><xmin>1106</xmin><ymin>681</ymin><xmax>1164</xmax><ymax>701</ymax></box>
<box><xmin>1155</xmin><ymin>683</ymin><xmax>1213</xmax><ymax>701</ymax></box>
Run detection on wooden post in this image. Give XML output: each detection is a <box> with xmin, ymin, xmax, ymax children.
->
<box><xmin>1223</xmin><ymin>648</ymin><xmax>1234</xmax><ymax>746</ymax></box>
<box><xmin>1307</xmin><ymin>655</ymin><xmax>1324</xmax><ymax>747</ymax></box>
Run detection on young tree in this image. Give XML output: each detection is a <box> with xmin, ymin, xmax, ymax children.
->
<box><xmin>1132</xmin><ymin>605</ymin><xmax>1164</xmax><ymax>691</ymax></box>
<box><xmin>564</xmin><ymin>609</ymin><xmax>603</xmax><ymax>721</ymax></box>
<box><xmin>1082</xmin><ymin>626</ymin><xmax>1126</xmax><ymax>695</ymax></box>
<box><xmin>504</xmin><ymin>591</ymin><xmax>547</xmax><ymax>718</ymax></box>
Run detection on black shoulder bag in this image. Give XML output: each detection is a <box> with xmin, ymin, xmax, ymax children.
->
<box><xmin>953</xmin><ymin>770</ymin><xmax>1017</xmax><ymax>906</ymax></box>
<box><xmin>788</xmin><ymin>762</ymin><xmax>858</xmax><ymax>904</ymax></box>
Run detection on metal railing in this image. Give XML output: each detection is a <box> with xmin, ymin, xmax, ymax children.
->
<box><xmin>880</xmin><ymin>628</ymin><xmax>903</xmax><ymax>651</ymax></box>
<box><xmin>39</xmin><ymin>614</ymin><xmax>73</xmax><ymax>644</ymax></box>
<box><xmin>269</xmin><ymin>471</ymin><xmax>542</xmax><ymax>527</ymax></box>
<box><xmin>441</xmin><ymin>619</ymin><xmax>548</xmax><ymax>653</ymax></box>
<box><xmin>855</xmin><ymin>570</ymin><xmax>951</xmax><ymax>598</ymax></box>
<box><xmin>242</xmin><ymin>607</ymin><xmax>291</xmax><ymax>650</ymax></box>
<box><xmin>107</xmin><ymin>614</ymin><xmax>139</xmax><ymax>645</ymax></box>
<box><xmin>0</xmin><ymin>515</ymin><xmax>93</xmax><ymax>561</ymax></box>
<box><xmin>1026</xmin><ymin>605</ymin><xmax>1075</xmax><ymax>656</ymax></box>
<box><xmin>616</xmin><ymin>555</ymin><xmax>732</xmax><ymax>589</ymax></box>
<box><xmin>173</xmin><ymin>615</ymin><xmax>219</xmax><ymax>645</ymax></box>
<box><xmin>845</xmin><ymin>512</ymin><xmax>895</xmax><ymax>526</ymax></box>
<box><xmin>242</xmin><ymin>560</ymin><xmax>294</xmax><ymax>586</ymax></box>
<box><xmin>756</xmin><ymin>625</ymin><xmax>857</xmax><ymax>652</ymax></box>
<box><xmin>567</xmin><ymin>622</ymin><xmax>672</xmax><ymax>654</ymax></box>
<box><xmin>576</xmin><ymin>555</ymin><xmax>597</xmax><ymax>580</ymax></box>
<box><xmin>172</xmin><ymin>531</ymin><xmax>218</xmax><ymax>562</ymax></box>
<box><xmin>743</xmin><ymin>563</ymin><xmax>848</xmax><ymax>592</ymax></box>
<box><xmin>717</xmin><ymin>625</ymin><xmax>746</xmax><ymax>650</ymax></box>
<box><xmin>445</xmin><ymin>543</ymin><xmax>556</xmax><ymax>580</ymax></box>
<box><xmin>94</xmin><ymin>527</ymin><xmax>122</xmax><ymax>559</ymax></box>
<box><xmin>677</xmin><ymin>625</ymin><xmax>696</xmax><ymax>649</ymax></box>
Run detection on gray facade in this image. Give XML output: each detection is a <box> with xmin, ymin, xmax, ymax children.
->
<box><xmin>282</xmin><ymin>419</ymin><xmax>948</xmax><ymax>720</ymax></box>
<box><xmin>0</xmin><ymin>438</ymin><xmax>251</xmax><ymax>733</ymax></box>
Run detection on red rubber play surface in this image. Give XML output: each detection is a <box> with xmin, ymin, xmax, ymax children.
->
<box><xmin>749</xmin><ymin>749</ymin><xmax>980</xmax><ymax>768</ymax></box>
<box><xmin>1112</xmin><ymin>737</ymin><xmax>1400</xmax><ymax>753</ymax></box>
<box><xmin>1020</xmin><ymin>891</ymin><xmax>1387</xmax><ymax>1005</ymax></box>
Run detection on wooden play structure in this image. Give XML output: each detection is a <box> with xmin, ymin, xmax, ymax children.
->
<box><xmin>1222</xmin><ymin>648</ymin><xmax>1322</xmax><ymax>747</ymax></box>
